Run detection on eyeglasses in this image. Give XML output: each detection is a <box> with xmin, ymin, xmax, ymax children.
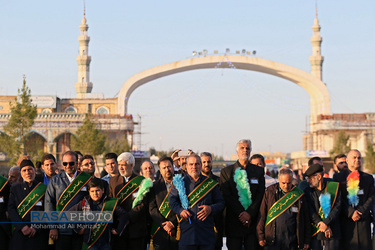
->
<box><xmin>63</xmin><ymin>161</ymin><xmax>75</xmax><ymax>167</ymax></box>
<box><xmin>83</xmin><ymin>162</ymin><xmax>95</xmax><ymax>167</ymax></box>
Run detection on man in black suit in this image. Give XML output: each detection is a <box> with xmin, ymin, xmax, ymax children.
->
<box><xmin>220</xmin><ymin>139</ymin><xmax>265</xmax><ymax>250</ymax></box>
<box><xmin>333</xmin><ymin>149</ymin><xmax>375</xmax><ymax>250</ymax></box>
<box><xmin>149</xmin><ymin>156</ymin><xmax>178</xmax><ymax>250</ymax></box>
<box><xmin>8</xmin><ymin>159</ymin><xmax>48</xmax><ymax>250</ymax></box>
<box><xmin>109</xmin><ymin>152</ymin><xmax>147</xmax><ymax>250</ymax></box>
<box><xmin>0</xmin><ymin>171</ymin><xmax>11</xmax><ymax>249</ymax></box>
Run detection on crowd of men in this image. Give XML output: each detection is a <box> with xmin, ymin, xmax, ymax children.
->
<box><xmin>0</xmin><ymin>139</ymin><xmax>375</xmax><ymax>250</ymax></box>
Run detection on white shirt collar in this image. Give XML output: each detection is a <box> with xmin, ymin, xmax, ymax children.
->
<box><xmin>65</xmin><ymin>171</ymin><xmax>78</xmax><ymax>183</ymax></box>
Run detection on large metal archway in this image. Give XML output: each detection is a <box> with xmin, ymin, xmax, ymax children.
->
<box><xmin>118</xmin><ymin>55</ymin><xmax>330</xmax><ymax>126</ymax></box>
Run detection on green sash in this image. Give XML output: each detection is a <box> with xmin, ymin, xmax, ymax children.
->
<box><xmin>311</xmin><ymin>181</ymin><xmax>339</xmax><ymax>237</ymax></box>
<box><xmin>150</xmin><ymin>184</ymin><xmax>174</xmax><ymax>237</ymax></box>
<box><xmin>17</xmin><ymin>182</ymin><xmax>47</xmax><ymax>219</ymax></box>
<box><xmin>81</xmin><ymin>198</ymin><xmax>118</xmax><ymax>250</ymax></box>
<box><xmin>116</xmin><ymin>176</ymin><xmax>145</xmax><ymax>204</ymax></box>
<box><xmin>56</xmin><ymin>172</ymin><xmax>91</xmax><ymax>211</ymax></box>
<box><xmin>0</xmin><ymin>175</ymin><xmax>8</xmax><ymax>193</ymax></box>
<box><xmin>177</xmin><ymin>177</ymin><xmax>219</xmax><ymax>223</ymax></box>
<box><xmin>265</xmin><ymin>186</ymin><xmax>304</xmax><ymax>227</ymax></box>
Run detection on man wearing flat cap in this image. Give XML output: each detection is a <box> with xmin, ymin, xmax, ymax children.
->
<box><xmin>8</xmin><ymin>159</ymin><xmax>48</xmax><ymax>250</ymax></box>
<box><xmin>304</xmin><ymin>164</ymin><xmax>341</xmax><ymax>250</ymax></box>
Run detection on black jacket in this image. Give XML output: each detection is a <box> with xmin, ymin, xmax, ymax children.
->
<box><xmin>257</xmin><ymin>183</ymin><xmax>311</xmax><ymax>248</ymax></box>
<box><xmin>305</xmin><ymin>179</ymin><xmax>342</xmax><ymax>240</ymax></box>
<box><xmin>219</xmin><ymin>161</ymin><xmax>265</xmax><ymax>237</ymax></box>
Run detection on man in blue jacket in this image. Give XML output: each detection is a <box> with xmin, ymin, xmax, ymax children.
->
<box><xmin>169</xmin><ymin>154</ymin><xmax>225</xmax><ymax>250</ymax></box>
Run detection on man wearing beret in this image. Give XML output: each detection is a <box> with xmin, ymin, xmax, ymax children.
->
<box><xmin>304</xmin><ymin>164</ymin><xmax>341</xmax><ymax>250</ymax></box>
<box><xmin>8</xmin><ymin>159</ymin><xmax>48</xmax><ymax>250</ymax></box>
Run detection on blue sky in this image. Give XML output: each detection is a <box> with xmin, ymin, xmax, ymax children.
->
<box><xmin>0</xmin><ymin>0</ymin><xmax>374</xmax><ymax>158</ymax></box>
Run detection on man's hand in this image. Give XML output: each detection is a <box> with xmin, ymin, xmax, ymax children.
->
<box><xmin>259</xmin><ymin>240</ymin><xmax>266</xmax><ymax>247</ymax></box>
<box><xmin>180</xmin><ymin>209</ymin><xmax>191</xmax><ymax>221</ymax></box>
<box><xmin>197</xmin><ymin>205</ymin><xmax>212</xmax><ymax>221</ymax></box>
<box><xmin>50</xmin><ymin>229</ymin><xmax>58</xmax><ymax>241</ymax></box>
<box><xmin>111</xmin><ymin>229</ymin><xmax>118</xmax><ymax>235</ymax></box>
<box><xmin>21</xmin><ymin>225</ymin><xmax>30</xmax><ymax>236</ymax></box>
<box><xmin>325</xmin><ymin>228</ymin><xmax>332</xmax><ymax>238</ymax></box>
<box><xmin>77</xmin><ymin>228</ymin><xmax>85</xmax><ymax>235</ymax></box>
<box><xmin>317</xmin><ymin>221</ymin><xmax>327</xmax><ymax>232</ymax></box>
<box><xmin>303</xmin><ymin>244</ymin><xmax>310</xmax><ymax>250</ymax></box>
<box><xmin>162</xmin><ymin>221</ymin><xmax>174</xmax><ymax>235</ymax></box>
<box><xmin>239</xmin><ymin>211</ymin><xmax>251</xmax><ymax>227</ymax></box>
<box><xmin>351</xmin><ymin>210</ymin><xmax>362</xmax><ymax>222</ymax></box>
<box><xmin>28</xmin><ymin>227</ymin><xmax>37</xmax><ymax>238</ymax></box>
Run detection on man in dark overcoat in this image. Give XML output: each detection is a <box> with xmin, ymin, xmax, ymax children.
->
<box><xmin>220</xmin><ymin>139</ymin><xmax>265</xmax><ymax>250</ymax></box>
<box><xmin>333</xmin><ymin>149</ymin><xmax>375</xmax><ymax>250</ymax></box>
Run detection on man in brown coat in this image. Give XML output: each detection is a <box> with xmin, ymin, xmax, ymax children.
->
<box><xmin>257</xmin><ymin>168</ymin><xmax>310</xmax><ymax>250</ymax></box>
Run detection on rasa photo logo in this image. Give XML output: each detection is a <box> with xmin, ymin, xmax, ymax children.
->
<box><xmin>31</xmin><ymin>211</ymin><xmax>113</xmax><ymax>223</ymax></box>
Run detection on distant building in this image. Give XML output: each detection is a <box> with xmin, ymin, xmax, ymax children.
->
<box><xmin>0</xmin><ymin>13</ymin><xmax>134</xmax><ymax>164</ymax></box>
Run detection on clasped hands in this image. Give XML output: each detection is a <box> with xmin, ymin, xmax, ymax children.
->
<box><xmin>317</xmin><ymin>221</ymin><xmax>332</xmax><ymax>238</ymax></box>
<box><xmin>180</xmin><ymin>205</ymin><xmax>212</xmax><ymax>222</ymax></box>
<box><xmin>239</xmin><ymin>211</ymin><xmax>251</xmax><ymax>228</ymax></box>
<box><xmin>22</xmin><ymin>225</ymin><xmax>36</xmax><ymax>238</ymax></box>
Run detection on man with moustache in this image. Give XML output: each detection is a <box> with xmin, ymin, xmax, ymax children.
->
<box><xmin>220</xmin><ymin>139</ymin><xmax>265</xmax><ymax>250</ymax></box>
<box><xmin>200</xmin><ymin>152</ymin><xmax>223</xmax><ymax>250</ymax></box>
<box><xmin>304</xmin><ymin>164</ymin><xmax>341</xmax><ymax>250</ymax></box>
<box><xmin>257</xmin><ymin>168</ymin><xmax>310</xmax><ymax>250</ymax></box>
<box><xmin>149</xmin><ymin>156</ymin><xmax>178</xmax><ymax>250</ymax></box>
<box><xmin>109</xmin><ymin>152</ymin><xmax>148</xmax><ymax>250</ymax></box>
<box><xmin>36</xmin><ymin>154</ymin><xmax>57</xmax><ymax>185</ymax></box>
<box><xmin>101</xmin><ymin>153</ymin><xmax>119</xmax><ymax>183</ymax></box>
<box><xmin>8</xmin><ymin>166</ymin><xmax>21</xmax><ymax>185</ymax></box>
<box><xmin>8</xmin><ymin>159</ymin><xmax>48</xmax><ymax>250</ymax></box>
<box><xmin>169</xmin><ymin>154</ymin><xmax>225</xmax><ymax>250</ymax></box>
<box><xmin>45</xmin><ymin>151</ymin><xmax>91</xmax><ymax>250</ymax></box>
<box><xmin>333</xmin><ymin>149</ymin><xmax>375</xmax><ymax>250</ymax></box>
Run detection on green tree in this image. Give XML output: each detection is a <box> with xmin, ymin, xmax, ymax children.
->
<box><xmin>0</xmin><ymin>76</ymin><xmax>37</xmax><ymax>164</ymax></box>
<box><xmin>364</xmin><ymin>139</ymin><xmax>375</xmax><ymax>173</ymax></box>
<box><xmin>71</xmin><ymin>115</ymin><xmax>106</xmax><ymax>156</ymax></box>
<box><xmin>330</xmin><ymin>131</ymin><xmax>351</xmax><ymax>158</ymax></box>
<box><xmin>105</xmin><ymin>134</ymin><xmax>131</xmax><ymax>156</ymax></box>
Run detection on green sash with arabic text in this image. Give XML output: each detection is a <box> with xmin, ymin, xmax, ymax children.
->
<box><xmin>311</xmin><ymin>181</ymin><xmax>339</xmax><ymax>237</ymax></box>
<box><xmin>116</xmin><ymin>176</ymin><xmax>145</xmax><ymax>204</ymax></box>
<box><xmin>17</xmin><ymin>182</ymin><xmax>47</xmax><ymax>219</ymax></box>
<box><xmin>265</xmin><ymin>186</ymin><xmax>304</xmax><ymax>227</ymax></box>
<box><xmin>81</xmin><ymin>198</ymin><xmax>118</xmax><ymax>250</ymax></box>
<box><xmin>177</xmin><ymin>177</ymin><xmax>219</xmax><ymax>223</ymax></box>
<box><xmin>150</xmin><ymin>184</ymin><xmax>174</xmax><ymax>237</ymax></box>
<box><xmin>56</xmin><ymin>171</ymin><xmax>91</xmax><ymax>211</ymax></box>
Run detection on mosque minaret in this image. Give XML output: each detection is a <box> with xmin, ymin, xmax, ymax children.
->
<box><xmin>75</xmin><ymin>11</ymin><xmax>93</xmax><ymax>98</ymax></box>
<box><xmin>309</xmin><ymin>11</ymin><xmax>324</xmax><ymax>81</ymax></box>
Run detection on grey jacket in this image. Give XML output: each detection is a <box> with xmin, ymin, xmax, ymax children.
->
<box><xmin>45</xmin><ymin>171</ymin><xmax>88</xmax><ymax>235</ymax></box>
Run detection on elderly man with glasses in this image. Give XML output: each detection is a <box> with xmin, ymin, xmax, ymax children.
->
<box><xmin>45</xmin><ymin>150</ymin><xmax>91</xmax><ymax>250</ymax></box>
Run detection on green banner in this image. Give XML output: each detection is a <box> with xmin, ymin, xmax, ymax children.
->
<box><xmin>56</xmin><ymin>171</ymin><xmax>91</xmax><ymax>211</ymax></box>
<box><xmin>311</xmin><ymin>181</ymin><xmax>339</xmax><ymax>237</ymax></box>
<box><xmin>0</xmin><ymin>175</ymin><xmax>8</xmax><ymax>193</ymax></box>
<box><xmin>116</xmin><ymin>176</ymin><xmax>145</xmax><ymax>204</ymax></box>
<box><xmin>17</xmin><ymin>182</ymin><xmax>47</xmax><ymax>219</ymax></box>
<box><xmin>81</xmin><ymin>198</ymin><xmax>118</xmax><ymax>250</ymax></box>
<box><xmin>150</xmin><ymin>184</ymin><xmax>174</xmax><ymax>237</ymax></box>
<box><xmin>265</xmin><ymin>186</ymin><xmax>304</xmax><ymax>227</ymax></box>
<box><xmin>188</xmin><ymin>177</ymin><xmax>218</xmax><ymax>208</ymax></box>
